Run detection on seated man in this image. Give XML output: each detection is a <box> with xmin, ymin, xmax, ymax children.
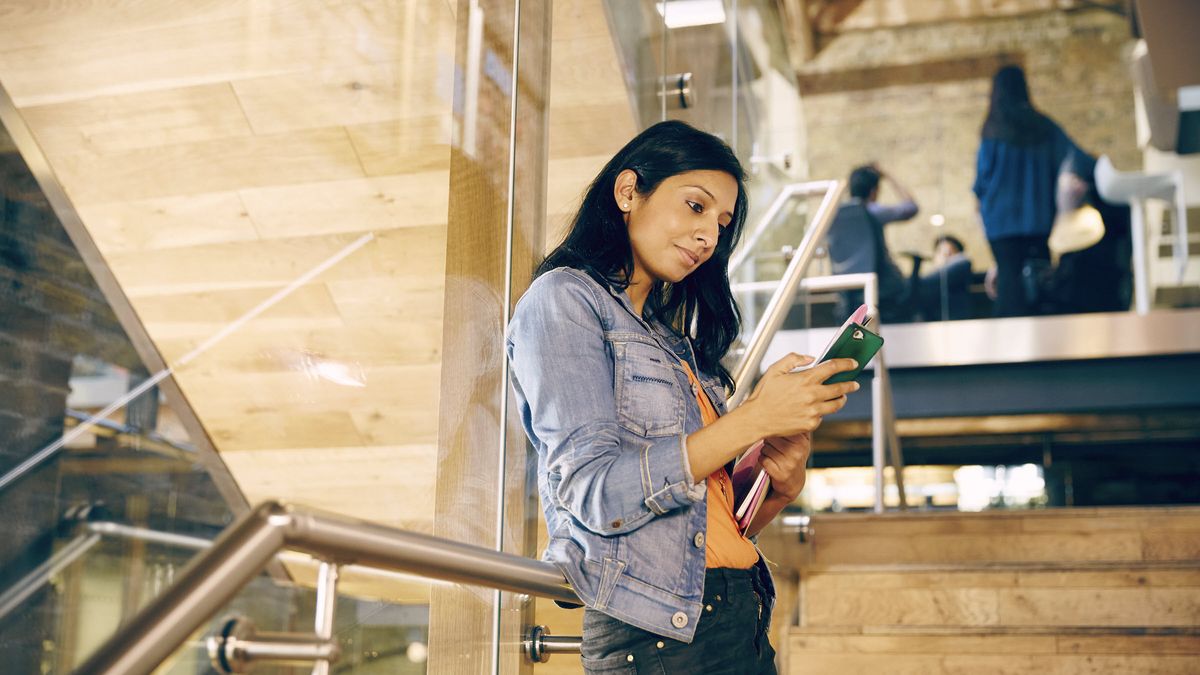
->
<box><xmin>917</xmin><ymin>235</ymin><xmax>974</xmax><ymax>321</ymax></box>
<box><xmin>825</xmin><ymin>164</ymin><xmax>919</xmax><ymax>322</ymax></box>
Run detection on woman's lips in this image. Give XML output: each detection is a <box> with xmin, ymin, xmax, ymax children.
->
<box><xmin>676</xmin><ymin>245</ymin><xmax>699</xmax><ymax>266</ymax></box>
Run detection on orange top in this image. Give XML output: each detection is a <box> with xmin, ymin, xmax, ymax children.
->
<box><xmin>678</xmin><ymin>360</ymin><xmax>760</xmax><ymax>569</ymax></box>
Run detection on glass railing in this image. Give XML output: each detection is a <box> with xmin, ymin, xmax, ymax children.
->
<box><xmin>0</xmin><ymin>512</ymin><xmax>436</xmax><ymax>674</ymax></box>
<box><xmin>0</xmin><ymin>103</ymin><xmax>252</xmax><ymax>674</ymax></box>
<box><xmin>65</xmin><ymin>502</ymin><xmax>574</xmax><ymax>675</ymax></box>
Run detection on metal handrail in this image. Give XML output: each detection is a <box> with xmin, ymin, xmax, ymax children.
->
<box><xmin>728</xmin><ymin>180</ymin><xmax>839</xmax><ymax>277</ymax></box>
<box><xmin>725</xmin><ymin>178</ymin><xmax>909</xmax><ymax>511</ymax></box>
<box><xmin>74</xmin><ymin>501</ymin><xmax>578</xmax><ymax>675</ymax></box>
<box><xmin>729</xmin><ymin>179</ymin><xmax>846</xmax><ymax>406</ymax></box>
<box><xmin>730</xmin><ymin>273</ymin><xmax>908</xmax><ymax>512</ymax></box>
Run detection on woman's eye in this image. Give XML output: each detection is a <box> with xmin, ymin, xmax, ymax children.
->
<box><xmin>687</xmin><ymin>200</ymin><xmax>703</xmax><ymax>214</ymax></box>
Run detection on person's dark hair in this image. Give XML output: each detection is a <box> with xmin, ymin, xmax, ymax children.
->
<box><xmin>936</xmin><ymin>235</ymin><xmax>965</xmax><ymax>254</ymax></box>
<box><xmin>538</xmin><ymin>120</ymin><xmax>749</xmax><ymax>391</ymax></box>
<box><xmin>981</xmin><ymin>65</ymin><xmax>1056</xmax><ymax>145</ymax></box>
<box><xmin>848</xmin><ymin>165</ymin><xmax>881</xmax><ymax>200</ymax></box>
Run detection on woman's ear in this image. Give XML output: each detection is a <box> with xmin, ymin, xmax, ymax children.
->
<box><xmin>613</xmin><ymin>169</ymin><xmax>638</xmax><ymax>212</ymax></box>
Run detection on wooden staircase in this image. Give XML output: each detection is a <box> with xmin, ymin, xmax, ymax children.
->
<box><xmin>768</xmin><ymin>507</ymin><xmax>1200</xmax><ymax>674</ymax></box>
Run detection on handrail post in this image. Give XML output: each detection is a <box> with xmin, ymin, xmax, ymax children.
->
<box><xmin>310</xmin><ymin>562</ymin><xmax>339</xmax><ymax>675</ymax></box>
<box><xmin>864</xmin><ymin>277</ymin><xmax>888</xmax><ymax>513</ymax></box>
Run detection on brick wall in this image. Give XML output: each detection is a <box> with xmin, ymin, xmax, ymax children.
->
<box><xmin>797</xmin><ymin>8</ymin><xmax>1140</xmax><ymax>271</ymax></box>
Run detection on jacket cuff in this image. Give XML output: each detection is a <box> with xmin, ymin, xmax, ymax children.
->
<box><xmin>641</xmin><ymin>433</ymin><xmax>706</xmax><ymax>515</ymax></box>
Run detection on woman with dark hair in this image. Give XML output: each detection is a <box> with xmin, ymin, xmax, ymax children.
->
<box><xmin>974</xmin><ymin>64</ymin><xmax>1080</xmax><ymax>316</ymax></box>
<box><xmin>507</xmin><ymin>120</ymin><xmax>859</xmax><ymax>673</ymax></box>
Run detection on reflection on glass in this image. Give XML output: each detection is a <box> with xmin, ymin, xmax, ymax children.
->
<box><xmin>0</xmin><ymin>116</ymin><xmax>238</xmax><ymax>673</ymax></box>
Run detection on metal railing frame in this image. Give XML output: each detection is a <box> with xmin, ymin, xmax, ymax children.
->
<box><xmin>72</xmin><ymin>501</ymin><xmax>578</xmax><ymax>675</ymax></box>
<box><xmin>726</xmin><ymin>176</ymin><xmax>907</xmax><ymax>512</ymax></box>
<box><xmin>728</xmin><ymin>273</ymin><xmax>908</xmax><ymax>512</ymax></box>
<box><xmin>728</xmin><ymin>180</ymin><xmax>845</xmax><ymax>407</ymax></box>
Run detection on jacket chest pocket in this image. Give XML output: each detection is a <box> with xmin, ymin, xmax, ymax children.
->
<box><xmin>612</xmin><ymin>341</ymin><xmax>684</xmax><ymax>437</ymax></box>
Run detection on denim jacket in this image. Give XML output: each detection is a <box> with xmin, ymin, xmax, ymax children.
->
<box><xmin>506</xmin><ymin>267</ymin><xmax>775</xmax><ymax>642</ymax></box>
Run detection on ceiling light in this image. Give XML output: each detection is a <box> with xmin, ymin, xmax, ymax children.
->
<box><xmin>656</xmin><ymin>0</ymin><xmax>726</xmax><ymax>29</ymax></box>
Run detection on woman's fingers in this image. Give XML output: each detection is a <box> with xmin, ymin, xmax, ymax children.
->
<box><xmin>815</xmin><ymin>395</ymin><xmax>848</xmax><ymax>416</ymax></box>
<box><xmin>769</xmin><ymin>353</ymin><xmax>814</xmax><ymax>375</ymax></box>
<box><xmin>816</xmin><ymin>380</ymin><xmax>860</xmax><ymax>401</ymax></box>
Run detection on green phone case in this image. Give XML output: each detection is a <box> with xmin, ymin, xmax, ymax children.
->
<box><xmin>820</xmin><ymin>322</ymin><xmax>884</xmax><ymax>383</ymax></box>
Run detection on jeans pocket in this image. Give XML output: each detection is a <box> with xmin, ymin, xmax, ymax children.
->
<box><xmin>581</xmin><ymin>613</ymin><xmax>667</xmax><ymax>675</ymax></box>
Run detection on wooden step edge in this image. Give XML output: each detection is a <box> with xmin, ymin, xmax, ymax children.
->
<box><xmin>806</xmin><ymin>505</ymin><xmax>1200</xmax><ymax>524</ymax></box>
<box><xmin>797</xmin><ymin>559</ymin><xmax>1200</xmax><ymax>574</ymax></box>
<box><xmin>790</xmin><ymin>625</ymin><xmax>1200</xmax><ymax>637</ymax></box>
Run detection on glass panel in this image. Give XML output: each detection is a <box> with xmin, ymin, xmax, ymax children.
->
<box><xmin>0</xmin><ymin>0</ymin><xmax>547</xmax><ymax>669</ymax></box>
<box><xmin>5</xmin><ymin>524</ymin><xmax>435</xmax><ymax>674</ymax></box>
<box><xmin>0</xmin><ymin>101</ymin><xmax>241</xmax><ymax>673</ymax></box>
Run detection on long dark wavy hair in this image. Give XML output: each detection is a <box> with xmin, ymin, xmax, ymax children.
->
<box><xmin>981</xmin><ymin>65</ymin><xmax>1056</xmax><ymax>146</ymax></box>
<box><xmin>538</xmin><ymin>120</ymin><xmax>749</xmax><ymax>391</ymax></box>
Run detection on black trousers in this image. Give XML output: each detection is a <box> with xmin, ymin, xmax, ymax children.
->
<box><xmin>989</xmin><ymin>235</ymin><xmax>1050</xmax><ymax>317</ymax></box>
<box><xmin>580</xmin><ymin>568</ymin><xmax>777</xmax><ymax>674</ymax></box>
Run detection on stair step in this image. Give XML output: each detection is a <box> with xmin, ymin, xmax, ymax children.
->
<box><xmin>786</xmin><ymin>630</ymin><xmax>1200</xmax><ymax>675</ymax></box>
<box><xmin>800</xmin><ymin>565</ymin><xmax>1200</xmax><ymax>629</ymax></box>
<box><xmin>808</xmin><ymin>507</ymin><xmax>1200</xmax><ymax>567</ymax></box>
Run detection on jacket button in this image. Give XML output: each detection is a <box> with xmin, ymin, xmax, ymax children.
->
<box><xmin>610</xmin><ymin>519</ymin><xmax>622</xmax><ymax>529</ymax></box>
<box><xmin>671</xmin><ymin>611</ymin><xmax>688</xmax><ymax>628</ymax></box>
<box><xmin>693</xmin><ymin>532</ymin><xmax>705</xmax><ymax>548</ymax></box>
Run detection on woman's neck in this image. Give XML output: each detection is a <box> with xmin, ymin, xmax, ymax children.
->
<box><xmin>626</xmin><ymin>283</ymin><xmax>649</xmax><ymax>316</ymax></box>
<box><xmin>625</xmin><ymin>267</ymin><xmax>652</xmax><ymax>316</ymax></box>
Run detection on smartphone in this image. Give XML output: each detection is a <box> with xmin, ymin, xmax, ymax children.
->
<box><xmin>818</xmin><ymin>322</ymin><xmax>884</xmax><ymax>383</ymax></box>
<box><xmin>790</xmin><ymin>304</ymin><xmax>885</xmax><ymax>382</ymax></box>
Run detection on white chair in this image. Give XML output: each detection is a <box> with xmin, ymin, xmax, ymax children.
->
<box><xmin>1094</xmin><ymin>155</ymin><xmax>1188</xmax><ymax>314</ymax></box>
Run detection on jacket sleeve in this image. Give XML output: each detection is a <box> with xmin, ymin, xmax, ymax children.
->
<box><xmin>507</xmin><ymin>272</ymin><xmax>703</xmax><ymax>537</ymax></box>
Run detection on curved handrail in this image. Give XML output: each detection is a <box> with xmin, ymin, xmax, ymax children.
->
<box><xmin>74</xmin><ymin>501</ymin><xmax>577</xmax><ymax>675</ymax></box>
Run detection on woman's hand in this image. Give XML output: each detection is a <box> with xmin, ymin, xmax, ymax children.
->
<box><xmin>760</xmin><ymin>432</ymin><xmax>811</xmax><ymax>501</ymax></box>
<box><xmin>743</xmin><ymin>353</ymin><xmax>859</xmax><ymax>438</ymax></box>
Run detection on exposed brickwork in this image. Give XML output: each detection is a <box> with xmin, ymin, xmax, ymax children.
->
<box><xmin>797</xmin><ymin>8</ymin><xmax>1140</xmax><ymax>271</ymax></box>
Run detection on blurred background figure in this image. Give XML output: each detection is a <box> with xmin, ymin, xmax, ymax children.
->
<box><xmin>917</xmin><ymin>235</ymin><xmax>975</xmax><ymax>321</ymax></box>
<box><xmin>973</xmin><ymin>64</ymin><xmax>1081</xmax><ymax>317</ymax></box>
<box><xmin>826</xmin><ymin>163</ymin><xmax>920</xmax><ymax>322</ymax></box>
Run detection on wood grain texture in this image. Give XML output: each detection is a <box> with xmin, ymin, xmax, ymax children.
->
<box><xmin>808</xmin><ymin>508</ymin><xmax>1200</xmax><ymax>566</ymax></box>
<box><xmin>785</xmin><ymin>509</ymin><xmax>1200</xmax><ymax>673</ymax></box>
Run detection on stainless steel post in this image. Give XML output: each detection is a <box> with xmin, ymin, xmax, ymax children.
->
<box><xmin>311</xmin><ymin>562</ymin><xmax>339</xmax><ymax>675</ymax></box>
<box><xmin>208</xmin><ymin>615</ymin><xmax>340</xmax><ymax>673</ymax></box>
<box><xmin>864</xmin><ymin>277</ymin><xmax>886</xmax><ymax>513</ymax></box>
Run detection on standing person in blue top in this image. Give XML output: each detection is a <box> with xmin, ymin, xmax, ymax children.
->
<box><xmin>974</xmin><ymin>64</ymin><xmax>1080</xmax><ymax>317</ymax></box>
<box><xmin>506</xmin><ymin>120</ymin><xmax>862</xmax><ymax>673</ymax></box>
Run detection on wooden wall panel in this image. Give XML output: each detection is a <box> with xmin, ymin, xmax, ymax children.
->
<box><xmin>0</xmin><ymin>0</ymin><xmax>460</xmax><ymax>543</ymax></box>
<box><xmin>0</xmin><ymin>1</ymin><xmax>635</xmax><ymax>665</ymax></box>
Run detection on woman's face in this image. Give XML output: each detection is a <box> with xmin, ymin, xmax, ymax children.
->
<box><xmin>617</xmin><ymin>169</ymin><xmax>737</xmax><ymax>286</ymax></box>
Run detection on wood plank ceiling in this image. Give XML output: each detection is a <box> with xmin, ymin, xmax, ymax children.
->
<box><xmin>0</xmin><ymin>0</ymin><xmax>634</xmax><ymax>601</ymax></box>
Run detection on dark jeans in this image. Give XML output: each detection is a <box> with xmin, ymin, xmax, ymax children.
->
<box><xmin>989</xmin><ymin>235</ymin><xmax>1050</xmax><ymax>317</ymax></box>
<box><xmin>580</xmin><ymin>568</ymin><xmax>777</xmax><ymax>674</ymax></box>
